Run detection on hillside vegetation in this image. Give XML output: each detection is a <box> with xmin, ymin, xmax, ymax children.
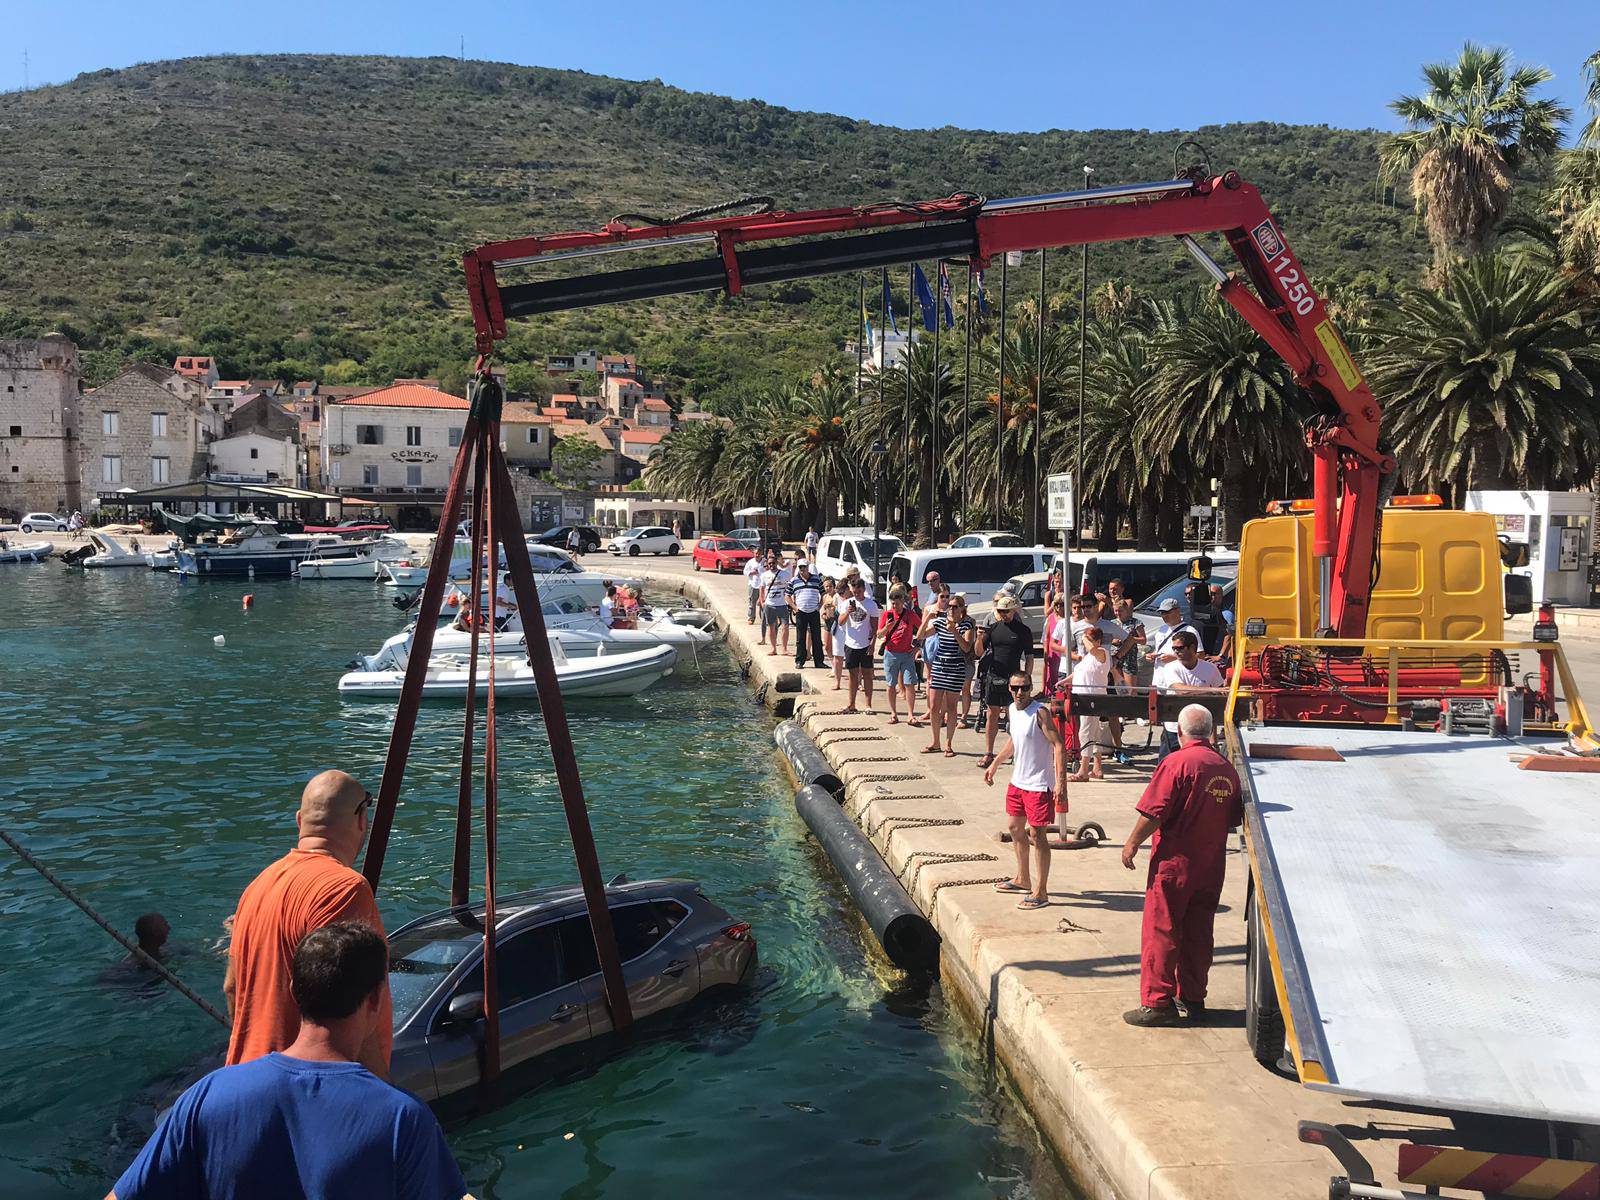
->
<box><xmin>0</xmin><ymin>54</ymin><xmax>1430</xmax><ymax>404</ymax></box>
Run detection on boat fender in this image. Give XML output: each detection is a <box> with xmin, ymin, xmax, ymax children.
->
<box><xmin>772</xmin><ymin>671</ymin><xmax>803</xmax><ymax>695</ymax></box>
<box><xmin>242</xmin><ymin>594</ymin><xmax>253</xmax><ymax>609</ymax></box>
<box><xmin>773</xmin><ymin>721</ymin><xmax>844</xmax><ymax>798</ymax></box>
<box><xmin>213</xmin><ymin>634</ymin><xmax>226</xmax><ymax>647</ymax></box>
<box><xmin>794</xmin><ymin>783</ymin><xmax>939</xmax><ymax>972</ymax></box>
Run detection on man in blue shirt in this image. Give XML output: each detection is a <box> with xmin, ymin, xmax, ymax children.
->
<box><xmin>108</xmin><ymin>922</ymin><xmax>470</xmax><ymax>1200</ymax></box>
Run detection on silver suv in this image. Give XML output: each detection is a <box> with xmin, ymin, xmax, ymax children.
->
<box><xmin>388</xmin><ymin>878</ymin><xmax>756</xmax><ymax>1106</ymax></box>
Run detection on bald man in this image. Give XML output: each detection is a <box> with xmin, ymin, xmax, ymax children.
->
<box><xmin>223</xmin><ymin>770</ymin><xmax>392</xmax><ymax>1077</ymax></box>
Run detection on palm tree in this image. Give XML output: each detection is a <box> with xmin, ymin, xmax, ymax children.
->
<box><xmin>1583</xmin><ymin>49</ymin><xmax>1600</xmax><ymax>146</ymax></box>
<box><xmin>1366</xmin><ymin>254</ymin><xmax>1600</xmax><ymax>497</ymax></box>
<box><xmin>1381</xmin><ymin>43</ymin><xmax>1569</xmax><ymax>276</ymax></box>
<box><xmin>1551</xmin><ymin>51</ymin><xmax>1600</xmax><ymax>287</ymax></box>
<box><xmin>645</xmin><ymin>418</ymin><xmax>727</xmax><ymax>502</ymax></box>
<box><xmin>850</xmin><ymin>339</ymin><xmax>959</xmax><ymax>544</ymax></box>
<box><xmin>1136</xmin><ymin>294</ymin><xmax>1312</xmax><ymax>541</ymax></box>
<box><xmin>772</xmin><ymin>368</ymin><xmax>855</xmax><ymax>530</ymax></box>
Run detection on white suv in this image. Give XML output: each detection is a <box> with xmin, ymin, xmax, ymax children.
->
<box><xmin>19</xmin><ymin>512</ymin><xmax>67</xmax><ymax>533</ymax></box>
<box><xmin>607</xmin><ymin>526</ymin><xmax>682</xmax><ymax>556</ymax></box>
<box><xmin>814</xmin><ymin>528</ymin><xmax>906</xmax><ymax>586</ymax></box>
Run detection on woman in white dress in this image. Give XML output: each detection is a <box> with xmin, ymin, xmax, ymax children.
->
<box><xmin>1068</xmin><ymin>624</ymin><xmax>1111</xmax><ymax>781</ymax></box>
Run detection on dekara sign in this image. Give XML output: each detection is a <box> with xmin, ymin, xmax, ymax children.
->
<box><xmin>1047</xmin><ymin>472</ymin><xmax>1075</xmax><ymax>531</ymax></box>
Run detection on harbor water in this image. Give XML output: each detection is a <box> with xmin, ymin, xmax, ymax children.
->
<box><xmin>0</xmin><ymin>567</ymin><xmax>1073</xmax><ymax>1199</ymax></box>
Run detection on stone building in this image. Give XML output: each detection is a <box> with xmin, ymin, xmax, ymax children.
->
<box><xmin>77</xmin><ymin>363</ymin><xmax>218</xmax><ymax>500</ymax></box>
<box><xmin>320</xmin><ymin>382</ymin><xmax>470</xmax><ymax>501</ymax></box>
<box><xmin>0</xmin><ymin>334</ymin><xmax>83</xmax><ymax>515</ymax></box>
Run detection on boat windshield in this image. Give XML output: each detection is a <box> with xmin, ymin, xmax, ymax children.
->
<box><xmin>388</xmin><ymin>917</ymin><xmax>482</xmax><ymax>1026</ymax></box>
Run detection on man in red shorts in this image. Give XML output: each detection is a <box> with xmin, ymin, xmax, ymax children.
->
<box><xmin>1121</xmin><ymin>703</ymin><xmax>1243</xmax><ymax>1026</ymax></box>
<box><xmin>984</xmin><ymin>673</ymin><xmax>1068</xmax><ymax>909</ymax></box>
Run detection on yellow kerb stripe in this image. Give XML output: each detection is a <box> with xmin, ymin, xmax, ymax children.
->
<box><xmin>1314</xmin><ymin>320</ymin><xmax>1363</xmax><ymax>391</ymax></box>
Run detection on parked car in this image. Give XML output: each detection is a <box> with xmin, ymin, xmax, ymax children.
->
<box><xmin>888</xmin><ymin>546</ymin><xmax>1055</xmax><ymax>606</ymax></box>
<box><xmin>692</xmin><ymin>536</ymin><xmax>755</xmax><ymax>573</ymax></box>
<box><xmin>948</xmin><ymin>530</ymin><xmax>1026</xmax><ymax>549</ymax></box>
<box><xmin>607</xmin><ymin>526</ymin><xmax>682</xmax><ymax>557</ymax></box>
<box><xmin>1131</xmin><ymin>566</ymin><xmax>1239</xmax><ymax>631</ymax></box>
<box><xmin>814</xmin><ymin>527</ymin><xmax>907</xmax><ymax>586</ymax></box>
<box><xmin>387</xmin><ymin>878</ymin><xmax>757</xmax><ymax>1106</ymax></box>
<box><xmin>726</xmin><ymin>527</ymin><xmax>780</xmax><ymax>555</ymax></box>
<box><xmin>1046</xmin><ymin>549</ymin><xmax>1241</xmax><ymax>601</ymax></box>
<box><xmin>19</xmin><ymin>512</ymin><xmax>67</xmax><ymax>533</ymax></box>
<box><xmin>533</xmin><ymin>525</ymin><xmax>603</xmax><ymax>554</ymax></box>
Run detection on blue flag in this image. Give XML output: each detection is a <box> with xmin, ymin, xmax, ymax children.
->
<box><xmin>861</xmin><ymin>286</ymin><xmax>874</xmax><ymax>354</ymax></box>
<box><xmin>881</xmin><ymin>267</ymin><xmax>900</xmax><ymax>337</ymax></box>
<box><xmin>912</xmin><ymin>264</ymin><xmax>937</xmax><ymax>333</ymax></box>
<box><xmin>938</xmin><ymin>262</ymin><xmax>955</xmax><ymax>330</ymax></box>
<box><xmin>974</xmin><ymin>268</ymin><xmax>989</xmax><ymax>317</ymax></box>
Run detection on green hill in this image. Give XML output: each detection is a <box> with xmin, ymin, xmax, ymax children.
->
<box><xmin>0</xmin><ymin>54</ymin><xmax>1428</xmax><ymax>405</ymax></box>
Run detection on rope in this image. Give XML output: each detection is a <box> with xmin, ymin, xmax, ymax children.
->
<box><xmin>0</xmin><ymin>828</ymin><xmax>229</xmax><ymax>1027</ymax></box>
<box><xmin>610</xmin><ymin>195</ymin><xmax>775</xmax><ymax>227</ymax></box>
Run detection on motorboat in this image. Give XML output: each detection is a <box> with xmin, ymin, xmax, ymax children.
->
<box><xmin>174</xmin><ymin>523</ymin><xmax>377</xmax><ymax>578</ymax></box>
<box><xmin>338</xmin><ymin>640</ymin><xmax>677</xmax><ymax>700</ymax></box>
<box><xmin>0</xmin><ymin>539</ymin><xmax>52</xmax><ymax>564</ymax></box>
<box><xmin>146</xmin><ymin>549</ymin><xmax>177</xmax><ymax>570</ymax></box>
<box><xmin>79</xmin><ymin>530</ymin><xmax>152</xmax><ymax>568</ymax></box>
<box><xmin>295</xmin><ymin>549</ymin><xmax>380</xmax><ymax>580</ymax></box>
<box><xmin>354</xmin><ymin>596</ymin><xmax>713</xmax><ymax>673</ymax></box>
<box><xmin>387</xmin><ymin>542</ymin><xmax>640</xmax><ymax>610</ymax></box>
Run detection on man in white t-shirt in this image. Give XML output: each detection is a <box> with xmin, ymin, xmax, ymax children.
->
<box><xmin>804</xmin><ymin>527</ymin><xmax>819</xmax><ymax>563</ymax></box>
<box><xmin>1147</xmin><ymin>598</ymin><xmax>1200</xmax><ymax>667</ymax></box>
<box><xmin>743</xmin><ymin>554</ymin><xmax>765</xmax><ymax>625</ymax></box>
<box><xmin>762</xmin><ymin>556</ymin><xmax>795</xmax><ymax>657</ymax></box>
<box><xmin>838</xmin><ymin>578</ymin><xmax>881</xmax><ymax>714</ymax></box>
<box><xmin>984</xmin><ymin>672</ymin><xmax>1068</xmax><ymax>910</ymax></box>
<box><xmin>1151</xmin><ymin>630</ymin><xmax>1223</xmax><ymax>761</ymax></box>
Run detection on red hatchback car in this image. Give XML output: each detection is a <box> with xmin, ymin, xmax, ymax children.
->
<box><xmin>692</xmin><ymin>535</ymin><xmax>756</xmax><ymax>573</ymax></box>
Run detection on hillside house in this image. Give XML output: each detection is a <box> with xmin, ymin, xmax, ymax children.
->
<box><xmin>79</xmin><ymin>363</ymin><xmax>218</xmax><ymax>496</ymax></box>
<box><xmin>210</xmin><ymin>431</ymin><xmax>299</xmax><ymax>482</ymax></box>
<box><xmin>546</xmin><ymin>350</ymin><xmax>597</xmax><ymax>376</ymax></box>
<box><xmin>173</xmin><ymin>355</ymin><xmax>220</xmax><ymax>388</ymax></box>
<box><xmin>321</xmin><ymin>382</ymin><xmax>469</xmax><ymax>503</ymax></box>
<box><xmin>500</xmin><ymin>402</ymin><xmax>554</xmax><ymax>473</ymax></box>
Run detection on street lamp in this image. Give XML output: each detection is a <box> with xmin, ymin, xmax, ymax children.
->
<box><xmin>869</xmin><ymin>439</ymin><xmax>888</xmax><ymax>589</ymax></box>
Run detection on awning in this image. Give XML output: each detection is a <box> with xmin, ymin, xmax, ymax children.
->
<box><xmin>732</xmin><ymin>506</ymin><xmax>788</xmax><ymax>517</ymax></box>
<box><xmin>97</xmin><ymin>477</ymin><xmax>341</xmax><ymax>504</ymax></box>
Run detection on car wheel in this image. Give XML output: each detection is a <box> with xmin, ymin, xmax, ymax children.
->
<box><xmin>667</xmin><ymin>543</ymin><xmax>680</xmax><ymax>556</ymax></box>
<box><xmin>693</xmin><ymin>558</ymin><xmax>701</xmax><ymax>571</ymax></box>
<box><xmin>628</xmin><ymin>544</ymin><xmax>641</xmax><ymax>557</ymax></box>
<box><xmin>21</xmin><ymin>524</ymin><xmax>32</xmax><ymax>533</ymax></box>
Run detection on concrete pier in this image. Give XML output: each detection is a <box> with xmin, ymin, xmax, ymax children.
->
<box><xmin>628</xmin><ymin>557</ymin><xmax>1534</xmax><ymax>1200</ymax></box>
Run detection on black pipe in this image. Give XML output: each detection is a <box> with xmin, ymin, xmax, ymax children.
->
<box><xmin>794</xmin><ymin>784</ymin><xmax>940</xmax><ymax>972</ymax></box>
<box><xmin>773</xmin><ymin>720</ymin><xmax>843</xmax><ymax>797</ymax></box>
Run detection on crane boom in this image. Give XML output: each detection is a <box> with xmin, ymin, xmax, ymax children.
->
<box><xmin>462</xmin><ymin>170</ymin><xmax>1394</xmax><ymax>636</ymax></box>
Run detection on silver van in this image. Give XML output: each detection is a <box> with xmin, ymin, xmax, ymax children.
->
<box><xmin>1048</xmin><ymin>550</ymin><xmax>1239</xmax><ymax>601</ymax></box>
<box><xmin>888</xmin><ymin>546</ymin><xmax>1055</xmax><ymax>605</ymax></box>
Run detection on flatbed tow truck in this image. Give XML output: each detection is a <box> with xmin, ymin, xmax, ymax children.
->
<box><xmin>456</xmin><ymin>163</ymin><xmax>1600</xmax><ymax>1198</ymax></box>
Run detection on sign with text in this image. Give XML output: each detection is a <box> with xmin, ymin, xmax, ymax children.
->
<box><xmin>391</xmin><ymin>449</ymin><xmax>439</xmax><ymax>463</ymax></box>
<box><xmin>1047</xmin><ymin>472</ymin><xmax>1075</xmax><ymax>530</ymax></box>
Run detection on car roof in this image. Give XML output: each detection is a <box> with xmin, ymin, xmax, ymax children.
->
<box><xmin>387</xmin><ymin>877</ymin><xmax>699</xmax><ymax>939</ymax></box>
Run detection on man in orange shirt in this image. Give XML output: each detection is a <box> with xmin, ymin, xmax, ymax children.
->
<box><xmin>224</xmin><ymin>770</ymin><xmax>392</xmax><ymax>1077</ymax></box>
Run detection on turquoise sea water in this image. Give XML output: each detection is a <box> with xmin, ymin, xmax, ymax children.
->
<box><xmin>0</xmin><ymin>566</ymin><xmax>1071</xmax><ymax>1200</ymax></box>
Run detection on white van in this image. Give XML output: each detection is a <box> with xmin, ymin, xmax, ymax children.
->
<box><xmin>815</xmin><ymin>528</ymin><xmax>908</xmax><ymax>586</ymax></box>
<box><xmin>1048</xmin><ymin>549</ymin><xmax>1239</xmax><ymax>601</ymax></box>
<box><xmin>887</xmin><ymin>546</ymin><xmax>1056</xmax><ymax>605</ymax></box>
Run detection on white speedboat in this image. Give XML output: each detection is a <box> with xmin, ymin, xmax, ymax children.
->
<box><xmin>383</xmin><ymin>539</ymin><xmax>638</xmax><ymax>608</ymax></box>
<box><xmin>0</xmin><ymin>539</ymin><xmax>52</xmax><ymax>563</ymax></box>
<box><xmin>146</xmin><ymin>549</ymin><xmax>177</xmax><ymax>570</ymax></box>
<box><xmin>338</xmin><ymin>641</ymin><xmax>677</xmax><ymax>700</ymax></box>
<box><xmin>80</xmin><ymin>530</ymin><xmax>152</xmax><ymax>568</ymax></box>
<box><xmin>354</xmin><ymin>598</ymin><xmax>712</xmax><ymax>673</ymax></box>
<box><xmin>174</xmin><ymin>523</ymin><xmax>377</xmax><ymax>578</ymax></box>
<box><xmin>295</xmin><ymin>551</ymin><xmax>379</xmax><ymax>580</ymax></box>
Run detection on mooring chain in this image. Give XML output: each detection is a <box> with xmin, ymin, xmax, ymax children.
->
<box><xmin>853</xmin><ymin>771</ymin><xmax>922</xmax><ymax>783</ymax></box>
<box><xmin>898</xmin><ymin>849</ymin><xmax>1000</xmax><ymax>895</ymax></box>
<box><xmin>868</xmin><ymin>813</ymin><xmax>965</xmax><ymax>839</ymax></box>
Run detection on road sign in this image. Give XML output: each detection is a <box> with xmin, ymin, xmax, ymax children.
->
<box><xmin>1047</xmin><ymin>473</ymin><xmax>1075</xmax><ymax>531</ymax></box>
<box><xmin>1189</xmin><ymin>504</ymin><xmax>1214</xmax><ymax>518</ymax></box>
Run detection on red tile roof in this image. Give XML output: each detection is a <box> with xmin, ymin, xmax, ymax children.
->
<box><xmin>329</xmin><ymin>383</ymin><xmax>468</xmax><ymax>409</ymax></box>
<box><xmin>558</xmin><ymin>425</ymin><xmax>614</xmax><ymax>450</ymax></box>
<box><xmin>550</xmin><ymin>393</ymin><xmax>581</xmax><ymax>405</ymax></box>
<box><xmin>622</xmin><ymin>430</ymin><xmax>665</xmax><ymax>443</ymax></box>
<box><xmin>215</xmin><ymin>380</ymin><xmax>250</xmax><ymax>389</ymax></box>
<box><xmin>640</xmin><ymin>397</ymin><xmax>671</xmax><ymax>411</ymax></box>
<box><xmin>501</xmin><ymin>402</ymin><xmax>553</xmax><ymax>423</ymax></box>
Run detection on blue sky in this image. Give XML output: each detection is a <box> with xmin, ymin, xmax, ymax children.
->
<box><xmin>5</xmin><ymin>1</ymin><xmax>1595</xmax><ymax>134</ymax></box>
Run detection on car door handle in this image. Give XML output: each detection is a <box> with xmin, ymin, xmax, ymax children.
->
<box><xmin>662</xmin><ymin>960</ymin><xmax>689</xmax><ymax>978</ymax></box>
<box><xmin>549</xmin><ymin>1003</ymin><xmax>581</xmax><ymax>1023</ymax></box>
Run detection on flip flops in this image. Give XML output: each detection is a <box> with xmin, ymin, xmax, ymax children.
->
<box><xmin>1017</xmin><ymin>896</ymin><xmax>1050</xmax><ymax>910</ymax></box>
<box><xmin>993</xmin><ymin>880</ymin><xmax>1027</xmax><ymax>894</ymax></box>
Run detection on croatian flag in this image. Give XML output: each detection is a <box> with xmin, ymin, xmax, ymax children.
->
<box><xmin>938</xmin><ymin>262</ymin><xmax>955</xmax><ymax>329</ymax></box>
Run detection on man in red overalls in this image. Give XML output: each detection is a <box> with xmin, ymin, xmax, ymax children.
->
<box><xmin>1120</xmin><ymin>702</ymin><xmax>1242</xmax><ymax>1026</ymax></box>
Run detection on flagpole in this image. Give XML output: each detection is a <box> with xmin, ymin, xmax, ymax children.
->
<box><xmin>903</xmin><ymin>263</ymin><xmax>915</xmax><ymax>538</ymax></box>
<box><xmin>1033</xmin><ymin>249</ymin><xmax>1046</xmax><ymax>546</ymax></box>
<box><xmin>855</xmin><ymin>272</ymin><xmax>865</xmax><ymax>521</ymax></box>
<box><xmin>931</xmin><ymin>265</ymin><xmax>941</xmax><ymax>546</ymax></box>
<box><xmin>1078</xmin><ymin>164</ymin><xmax>1093</xmax><ymax>556</ymax></box>
<box><xmin>996</xmin><ymin>256</ymin><xmax>1007</xmax><ymax>530</ymax></box>
<box><xmin>962</xmin><ymin>268</ymin><xmax>973</xmax><ymax>530</ymax></box>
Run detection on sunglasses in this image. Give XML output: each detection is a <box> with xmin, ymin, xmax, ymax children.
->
<box><xmin>1008</xmin><ymin>684</ymin><xmax>1029</xmax><ymax>693</ymax></box>
<box><xmin>355</xmin><ymin>790</ymin><xmax>374</xmax><ymax>816</ymax></box>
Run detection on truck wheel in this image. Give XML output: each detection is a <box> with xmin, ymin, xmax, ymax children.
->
<box><xmin>1244</xmin><ymin>882</ymin><xmax>1286</xmax><ymax>1068</ymax></box>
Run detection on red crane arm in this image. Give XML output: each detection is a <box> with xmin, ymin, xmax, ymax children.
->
<box><xmin>461</xmin><ymin>171</ymin><xmax>1392</xmax><ymax>635</ymax></box>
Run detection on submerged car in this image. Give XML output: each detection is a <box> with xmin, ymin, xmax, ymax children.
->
<box><xmin>388</xmin><ymin>878</ymin><xmax>756</xmax><ymax>1106</ymax></box>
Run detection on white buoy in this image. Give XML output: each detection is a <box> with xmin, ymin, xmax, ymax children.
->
<box><xmin>247</xmin><ymin>565</ymin><xmax>255</xmax><ymax>580</ymax></box>
<box><xmin>213</xmin><ymin>634</ymin><xmax>226</xmax><ymax>647</ymax></box>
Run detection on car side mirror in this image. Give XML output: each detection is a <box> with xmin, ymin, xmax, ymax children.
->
<box><xmin>1503</xmin><ymin>573</ymin><xmax>1533</xmax><ymax>617</ymax></box>
<box><xmin>443</xmin><ymin>992</ymin><xmax>485</xmax><ymax>1026</ymax></box>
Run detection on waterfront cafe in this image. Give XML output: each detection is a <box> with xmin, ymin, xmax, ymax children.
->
<box><xmin>95</xmin><ymin>476</ymin><xmax>342</xmax><ymax>527</ymax></box>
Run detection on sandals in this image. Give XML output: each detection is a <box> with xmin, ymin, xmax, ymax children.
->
<box><xmin>887</xmin><ymin>715</ymin><xmax>899</xmax><ymax>725</ymax></box>
<box><xmin>943</xmin><ymin>749</ymin><xmax>956</xmax><ymax>758</ymax></box>
<box><xmin>976</xmin><ymin>754</ymin><xmax>994</xmax><ymax>769</ymax></box>
<box><xmin>842</xmin><ymin>706</ymin><xmax>859</xmax><ymax>714</ymax></box>
<box><xmin>1017</xmin><ymin>895</ymin><xmax>1050</xmax><ymax>910</ymax></box>
<box><xmin>993</xmin><ymin>880</ymin><xmax>1027</xmax><ymax>894</ymax></box>
<box><xmin>921</xmin><ymin>745</ymin><xmax>942</xmax><ymax>754</ymax></box>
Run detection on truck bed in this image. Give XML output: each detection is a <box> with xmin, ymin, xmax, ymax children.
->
<box><xmin>1241</xmin><ymin>725</ymin><xmax>1600</xmax><ymax>1124</ymax></box>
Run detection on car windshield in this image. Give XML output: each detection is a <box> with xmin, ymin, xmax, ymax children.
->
<box><xmin>1135</xmin><ymin>567</ymin><xmax>1238</xmax><ymax>614</ymax></box>
<box><xmin>987</xmin><ymin>533</ymin><xmax>1025</xmax><ymax>547</ymax></box>
<box><xmin>622</xmin><ymin>527</ymin><xmax>648</xmax><ymax>537</ymax></box>
<box><xmin>388</xmin><ymin>918</ymin><xmax>482</xmax><ymax>1025</ymax></box>
<box><xmin>711</xmin><ymin>539</ymin><xmax>738</xmax><ymax>550</ymax></box>
<box><xmin>540</xmin><ymin>526</ymin><xmax>566</xmax><ymax>537</ymax></box>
